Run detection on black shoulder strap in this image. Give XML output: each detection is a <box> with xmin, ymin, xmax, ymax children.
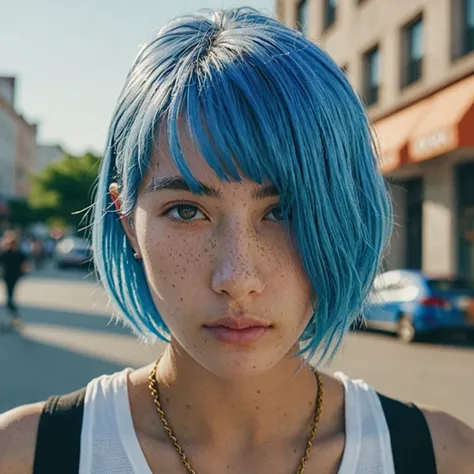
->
<box><xmin>33</xmin><ymin>387</ymin><xmax>87</xmax><ymax>474</ymax></box>
<box><xmin>377</xmin><ymin>392</ymin><xmax>437</xmax><ymax>474</ymax></box>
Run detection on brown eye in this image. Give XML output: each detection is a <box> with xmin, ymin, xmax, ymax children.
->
<box><xmin>164</xmin><ymin>204</ymin><xmax>204</xmax><ymax>222</ymax></box>
<box><xmin>176</xmin><ymin>205</ymin><xmax>198</xmax><ymax>220</ymax></box>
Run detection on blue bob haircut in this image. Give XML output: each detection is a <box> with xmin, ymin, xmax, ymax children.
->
<box><xmin>92</xmin><ymin>7</ymin><xmax>393</xmax><ymax>362</ymax></box>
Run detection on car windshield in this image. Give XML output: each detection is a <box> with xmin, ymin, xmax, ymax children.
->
<box><xmin>427</xmin><ymin>278</ymin><xmax>474</xmax><ymax>292</ymax></box>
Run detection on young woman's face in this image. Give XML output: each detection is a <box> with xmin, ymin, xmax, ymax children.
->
<box><xmin>130</xmin><ymin>134</ymin><xmax>313</xmax><ymax>378</ymax></box>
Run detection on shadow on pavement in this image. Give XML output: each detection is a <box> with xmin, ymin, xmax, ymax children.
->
<box><xmin>0</xmin><ymin>331</ymin><xmax>126</xmax><ymax>413</ymax></box>
<box><xmin>11</xmin><ymin>304</ymin><xmax>132</xmax><ymax>337</ymax></box>
<box><xmin>354</xmin><ymin>327</ymin><xmax>474</xmax><ymax>349</ymax></box>
<box><xmin>29</xmin><ymin>262</ymin><xmax>97</xmax><ymax>283</ymax></box>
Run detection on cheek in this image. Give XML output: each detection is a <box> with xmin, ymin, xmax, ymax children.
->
<box><xmin>260</xmin><ymin>237</ymin><xmax>314</xmax><ymax>320</ymax></box>
<box><xmin>136</xmin><ymin>218</ymin><xmax>214</xmax><ymax>298</ymax></box>
<box><xmin>266</xmin><ymin>235</ymin><xmax>312</xmax><ymax>289</ymax></box>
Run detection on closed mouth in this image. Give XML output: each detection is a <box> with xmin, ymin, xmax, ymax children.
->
<box><xmin>203</xmin><ymin>317</ymin><xmax>271</xmax><ymax>330</ymax></box>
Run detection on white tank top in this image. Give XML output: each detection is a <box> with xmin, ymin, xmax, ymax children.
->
<box><xmin>79</xmin><ymin>369</ymin><xmax>395</xmax><ymax>474</ymax></box>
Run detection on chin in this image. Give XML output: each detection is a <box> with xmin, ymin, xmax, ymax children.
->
<box><xmin>192</xmin><ymin>345</ymin><xmax>289</xmax><ymax>379</ymax></box>
<box><xmin>169</xmin><ymin>332</ymin><xmax>301</xmax><ymax>379</ymax></box>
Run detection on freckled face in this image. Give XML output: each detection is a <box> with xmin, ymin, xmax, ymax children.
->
<box><xmin>132</xmin><ymin>139</ymin><xmax>313</xmax><ymax>378</ymax></box>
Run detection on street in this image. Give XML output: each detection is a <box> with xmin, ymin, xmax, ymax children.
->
<box><xmin>1</xmin><ymin>264</ymin><xmax>473</xmax><ymax>427</ymax></box>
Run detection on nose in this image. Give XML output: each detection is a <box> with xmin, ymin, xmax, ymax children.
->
<box><xmin>211</xmin><ymin>223</ymin><xmax>266</xmax><ymax>303</ymax></box>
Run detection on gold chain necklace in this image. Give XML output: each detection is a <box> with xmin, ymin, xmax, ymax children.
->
<box><xmin>148</xmin><ymin>359</ymin><xmax>324</xmax><ymax>474</ymax></box>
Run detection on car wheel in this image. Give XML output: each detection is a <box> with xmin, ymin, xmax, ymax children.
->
<box><xmin>397</xmin><ymin>314</ymin><xmax>416</xmax><ymax>343</ymax></box>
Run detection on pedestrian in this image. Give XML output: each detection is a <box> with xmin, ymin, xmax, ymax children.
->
<box><xmin>0</xmin><ymin>230</ymin><xmax>29</xmax><ymax>331</ymax></box>
<box><xmin>1</xmin><ymin>7</ymin><xmax>473</xmax><ymax>474</ymax></box>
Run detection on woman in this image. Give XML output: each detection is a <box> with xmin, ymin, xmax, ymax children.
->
<box><xmin>1</xmin><ymin>7</ymin><xmax>473</xmax><ymax>474</ymax></box>
<box><xmin>0</xmin><ymin>230</ymin><xmax>29</xmax><ymax>330</ymax></box>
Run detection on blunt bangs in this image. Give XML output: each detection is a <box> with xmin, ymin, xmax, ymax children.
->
<box><xmin>92</xmin><ymin>7</ymin><xmax>393</xmax><ymax>361</ymax></box>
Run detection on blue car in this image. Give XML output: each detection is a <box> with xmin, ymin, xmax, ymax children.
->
<box><xmin>364</xmin><ymin>270</ymin><xmax>474</xmax><ymax>342</ymax></box>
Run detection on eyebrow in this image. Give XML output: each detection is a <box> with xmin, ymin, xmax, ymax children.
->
<box><xmin>146</xmin><ymin>176</ymin><xmax>279</xmax><ymax>200</ymax></box>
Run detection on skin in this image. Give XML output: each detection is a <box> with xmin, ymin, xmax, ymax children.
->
<box><xmin>1</xmin><ymin>130</ymin><xmax>473</xmax><ymax>473</ymax></box>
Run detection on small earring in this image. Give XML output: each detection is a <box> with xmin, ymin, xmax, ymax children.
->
<box><xmin>133</xmin><ymin>252</ymin><xmax>141</xmax><ymax>260</ymax></box>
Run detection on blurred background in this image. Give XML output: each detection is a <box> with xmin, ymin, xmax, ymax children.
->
<box><xmin>1</xmin><ymin>0</ymin><xmax>473</xmax><ymax>427</ymax></box>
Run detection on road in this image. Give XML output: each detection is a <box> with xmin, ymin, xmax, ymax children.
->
<box><xmin>1</xmin><ymin>263</ymin><xmax>473</xmax><ymax>427</ymax></box>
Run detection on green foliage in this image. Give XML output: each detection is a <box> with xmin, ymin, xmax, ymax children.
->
<box><xmin>7</xmin><ymin>198</ymin><xmax>36</xmax><ymax>226</ymax></box>
<box><xmin>29</xmin><ymin>152</ymin><xmax>101</xmax><ymax>230</ymax></box>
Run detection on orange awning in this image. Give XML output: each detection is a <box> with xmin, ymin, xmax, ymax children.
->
<box><xmin>372</xmin><ymin>98</ymin><xmax>432</xmax><ymax>173</ymax></box>
<box><xmin>408</xmin><ymin>75</ymin><xmax>474</xmax><ymax>162</ymax></box>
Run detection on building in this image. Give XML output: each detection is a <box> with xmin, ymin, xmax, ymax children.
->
<box><xmin>0</xmin><ymin>76</ymin><xmax>37</xmax><ymax>198</ymax></box>
<box><xmin>0</xmin><ymin>78</ymin><xmax>16</xmax><ymax>198</ymax></box>
<box><xmin>36</xmin><ymin>144</ymin><xmax>66</xmax><ymax>173</ymax></box>
<box><xmin>276</xmin><ymin>0</ymin><xmax>474</xmax><ymax>281</ymax></box>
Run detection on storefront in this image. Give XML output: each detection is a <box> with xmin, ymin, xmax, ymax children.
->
<box><xmin>374</xmin><ymin>74</ymin><xmax>474</xmax><ymax>281</ymax></box>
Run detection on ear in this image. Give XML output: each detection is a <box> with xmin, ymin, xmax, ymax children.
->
<box><xmin>109</xmin><ymin>182</ymin><xmax>142</xmax><ymax>260</ymax></box>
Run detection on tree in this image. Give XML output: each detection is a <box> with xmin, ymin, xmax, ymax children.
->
<box><xmin>29</xmin><ymin>152</ymin><xmax>101</xmax><ymax>230</ymax></box>
<box><xmin>7</xmin><ymin>198</ymin><xmax>36</xmax><ymax>227</ymax></box>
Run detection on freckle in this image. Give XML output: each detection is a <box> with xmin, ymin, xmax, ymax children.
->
<box><xmin>256</xmin><ymin>406</ymin><xmax>260</xmax><ymax>410</ymax></box>
<box><xmin>172</xmin><ymin>284</ymin><xmax>175</xmax><ymax>288</ymax></box>
<box><xmin>293</xmin><ymin>448</ymin><xmax>297</xmax><ymax>453</ymax></box>
<box><xmin>257</xmin><ymin>390</ymin><xmax>261</xmax><ymax>394</ymax></box>
<box><xmin>166</xmin><ymin>397</ymin><xmax>170</xmax><ymax>403</ymax></box>
<box><xmin>284</xmin><ymin>412</ymin><xmax>288</xmax><ymax>417</ymax></box>
<box><xmin>180</xmin><ymin>297</ymin><xmax>184</xmax><ymax>302</ymax></box>
<box><xmin>186</xmin><ymin>404</ymin><xmax>191</xmax><ymax>410</ymax></box>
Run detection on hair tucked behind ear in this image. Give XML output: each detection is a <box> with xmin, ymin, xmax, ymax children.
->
<box><xmin>92</xmin><ymin>7</ymin><xmax>393</xmax><ymax>360</ymax></box>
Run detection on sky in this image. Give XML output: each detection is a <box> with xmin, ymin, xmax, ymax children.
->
<box><xmin>0</xmin><ymin>0</ymin><xmax>274</xmax><ymax>155</ymax></box>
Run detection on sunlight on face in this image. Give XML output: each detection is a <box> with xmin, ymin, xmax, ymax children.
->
<box><xmin>133</xmin><ymin>131</ymin><xmax>313</xmax><ymax>378</ymax></box>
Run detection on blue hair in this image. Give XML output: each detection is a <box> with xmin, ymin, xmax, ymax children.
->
<box><xmin>92</xmin><ymin>7</ymin><xmax>393</xmax><ymax>362</ymax></box>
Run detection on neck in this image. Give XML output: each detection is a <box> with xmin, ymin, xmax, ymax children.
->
<box><xmin>151</xmin><ymin>342</ymin><xmax>319</xmax><ymax>451</ymax></box>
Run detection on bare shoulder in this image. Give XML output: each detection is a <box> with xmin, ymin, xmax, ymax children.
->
<box><xmin>0</xmin><ymin>402</ymin><xmax>45</xmax><ymax>474</ymax></box>
<box><xmin>420</xmin><ymin>405</ymin><xmax>474</xmax><ymax>474</ymax></box>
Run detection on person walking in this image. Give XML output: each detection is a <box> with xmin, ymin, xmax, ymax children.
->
<box><xmin>0</xmin><ymin>230</ymin><xmax>29</xmax><ymax>330</ymax></box>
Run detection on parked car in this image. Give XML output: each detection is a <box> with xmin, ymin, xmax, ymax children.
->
<box><xmin>364</xmin><ymin>270</ymin><xmax>474</xmax><ymax>342</ymax></box>
<box><xmin>54</xmin><ymin>237</ymin><xmax>92</xmax><ymax>268</ymax></box>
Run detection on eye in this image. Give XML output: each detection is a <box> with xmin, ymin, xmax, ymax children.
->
<box><xmin>265</xmin><ymin>206</ymin><xmax>285</xmax><ymax>222</ymax></box>
<box><xmin>163</xmin><ymin>203</ymin><xmax>206</xmax><ymax>222</ymax></box>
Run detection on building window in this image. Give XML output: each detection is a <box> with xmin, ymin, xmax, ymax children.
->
<box><xmin>463</xmin><ymin>0</ymin><xmax>474</xmax><ymax>55</ymax></box>
<box><xmin>324</xmin><ymin>0</ymin><xmax>337</xmax><ymax>30</ymax></box>
<box><xmin>363</xmin><ymin>46</ymin><xmax>380</xmax><ymax>106</ymax></box>
<box><xmin>402</xmin><ymin>16</ymin><xmax>424</xmax><ymax>88</ymax></box>
<box><xmin>452</xmin><ymin>0</ymin><xmax>474</xmax><ymax>59</ymax></box>
<box><xmin>297</xmin><ymin>0</ymin><xmax>310</xmax><ymax>35</ymax></box>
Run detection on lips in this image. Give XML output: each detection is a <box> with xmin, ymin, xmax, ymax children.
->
<box><xmin>202</xmin><ymin>317</ymin><xmax>272</xmax><ymax>344</ymax></box>
<box><xmin>203</xmin><ymin>317</ymin><xmax>271</xmax><ymax>330</ymax></box>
